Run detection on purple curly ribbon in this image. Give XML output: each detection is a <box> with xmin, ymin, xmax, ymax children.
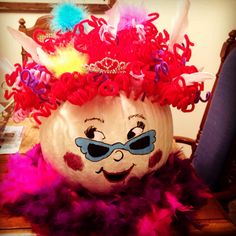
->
<box><xmin>194</xmin><ymin>91</ymin><xmax>211</xmax><ymax>103</ymax></box>
<box><xmin>91</xmin><ymin>73</ymin><xmax>108</xmax><ymax>83</ymax></box>
<box><xmin>154</xmin><ymin>61</ymin><xmax>169</xmax><ymax>82</ymax></box>
<box><xmin>20</xmin><ymin>69</ymin><xmax>46</xmax><ymax>95</ymax></box>
<box><xmin>153</xmin><ymin>50</ymin><xmax>169</xmax><ymax>82</ymax></box>
<box><xmin>182</xmin><ymin>57</ymin><xmax>186</xmax><ymax>65</ymax></box>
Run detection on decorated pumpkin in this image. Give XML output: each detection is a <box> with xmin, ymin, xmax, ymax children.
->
<box><xmin>0</xmin><ymin>1</ymin><xmax>213</xmax><ymax>235</ymax></box>
<box><xmin>40</xmin><ymin>95</ymin><xmax>173</xmax><ymax>193</ymax></box>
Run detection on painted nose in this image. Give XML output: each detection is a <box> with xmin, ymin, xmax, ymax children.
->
<box><xmin>113</xmin><ymin>150</ymin><xmax>124</xmax><ymax>162</ymax></box>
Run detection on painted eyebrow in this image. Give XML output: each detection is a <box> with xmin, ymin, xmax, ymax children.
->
<box><xmin>84</xmin><ymin>117</ymin><xmax>104</xmax><ymax>123</ymax></box>
<box><xmin>128</xmin><ymin>114</ymin><xmax>146</xmax><ymax>120</ymax></box>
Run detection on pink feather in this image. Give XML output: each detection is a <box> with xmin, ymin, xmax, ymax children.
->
<box><xmin>118</xmin><ymin>5</ymin><xmax>148</xmax><ymax>31</ymax></box>
<box><xmin>106</xmin><ymin>0</ymin><xmax>148</xmax><ymax>31</ymax></box>
<box><xmin>166</xmin><ymin>191</ymin><xmax>191</xmax><ymax>212</ymax></box>
<box><xmin>137</xmin><ymin>205</ymin><xmax>172</xmax><ymax>236</ymax></box>
<box><xmin>0</xmin><ymin>144</ymin><xmax>60</xmax><ymax>205</ymax></box>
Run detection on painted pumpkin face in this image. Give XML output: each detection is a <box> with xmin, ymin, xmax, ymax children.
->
<box><xmin>40</xmin><ymin>94</ymin><xmax>173</xmax><ymax>193</ymax></box>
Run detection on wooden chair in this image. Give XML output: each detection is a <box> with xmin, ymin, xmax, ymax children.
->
<box><xmin>175</xmin><ymin>30</ymin><xmax>236</xmax><ymax>203</ymax></box>
<box><xmin>18</xmin><ymin>15</ymin><xmax>53</xmax><ymax>63</ymax></box>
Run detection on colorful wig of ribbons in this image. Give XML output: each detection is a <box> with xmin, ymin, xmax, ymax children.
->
<box><xmin>4</xmin><ymin>2</ymin><xmax>211</xmax><ymax>124</ymax></box>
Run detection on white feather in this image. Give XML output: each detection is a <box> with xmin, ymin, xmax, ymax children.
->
<box><xmin>36</xmin><ymin>47</ymin><xmax>53</xmax><ymax>68</ymax></box>
<box><xmin>169</xmin><ymin>0</ymin><xmax>190</xmax><ymax>51</ymax></box>
<box><xmin>181</xmin><ymin>72</ymin><xmax>215</xmax><ymax>85</ymax></box>
<box><xmin>0</xmin><ymin>58</ymin><xmax>15</xmax><ymax>74</ymax></box>
<box><xmin>105</xmin><ymin>0</ymin><xmax>121</xmax><ymax>31</ymax></box>
<box><xmin>7</xmin><ymin>26</ymin><xmax>41</xmax><ymax>64</ymax></box>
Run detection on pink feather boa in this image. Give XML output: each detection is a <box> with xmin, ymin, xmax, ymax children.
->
<box><xmin>0</xmin><ymin>144</ymin><xmax>211</xmax><ymax>236</ymax></box>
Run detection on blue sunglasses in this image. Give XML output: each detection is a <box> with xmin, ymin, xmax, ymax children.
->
<box><xmin>75</xmin><ymin>130</ymin><xmax>156</xmax><ymax>162</ymax></box>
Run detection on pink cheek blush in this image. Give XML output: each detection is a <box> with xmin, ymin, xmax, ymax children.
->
<box><xmin>148</xmin><ymin>149</ymin><xmax>163</xmax><ymax>168</ymax></box>
<box><xmin>63</xmin><ymin>152</ymin><xmax>84</xmax><ymax>171</ymax></box>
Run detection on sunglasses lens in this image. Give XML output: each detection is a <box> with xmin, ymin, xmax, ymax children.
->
<box><xmin>129</xmin><ymin>135</ymin><xmax>150</xmax><ymax>150</ymax></box>
<box><xmin>88</xmin><ymin>143</ymin><xmax>110</xmax><ymax>158</ymax></box>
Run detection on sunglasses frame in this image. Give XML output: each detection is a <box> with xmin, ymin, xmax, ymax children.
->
<box><xmin>75</xmin><ymin>130</ymin><xmax>156</xmax><ymax>162</ymax></box>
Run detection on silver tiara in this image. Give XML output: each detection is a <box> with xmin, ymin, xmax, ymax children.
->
<box><xmin>84</xmin><ymin>57</ymin><xmax>128</xmax><ymax>74</ymax></box>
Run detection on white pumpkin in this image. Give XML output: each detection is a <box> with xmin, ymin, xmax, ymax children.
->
<box><xmin>40</xmin><ymin>94</ymin><xmax>173</xmax><ymax>194</ymax></box>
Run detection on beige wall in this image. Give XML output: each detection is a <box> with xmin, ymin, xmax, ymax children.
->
<box><xmin>0</xmin><ymin>0</ymin><xmax>235</xmax><ymax>152</ymax></box>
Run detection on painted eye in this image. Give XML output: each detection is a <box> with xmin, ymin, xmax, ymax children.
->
<box><xmin>127</xmin><ymin>121</ymin><xmax>145</xmax><ymax>139</ymax></box>
<box><xmin>84</xmin><ymin>126</ymin><xmax>105</xmax><ymax>141</ymax></box>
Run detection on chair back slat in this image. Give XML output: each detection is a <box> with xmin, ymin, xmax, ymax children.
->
<box><xmin>18</xmin><ymin>15</ymin><xmax>52</xmax><ymax>63</ymax></box>
<box><xmin>193</xmin><ymin>47</ymin><xmax>236</xmax><ymax>191</ymax></box>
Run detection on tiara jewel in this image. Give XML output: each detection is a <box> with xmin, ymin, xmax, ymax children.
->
<box><xmin>84</xmin><ymin>57</ymin><xmax>128</xmax><ymax>74</ymax></box>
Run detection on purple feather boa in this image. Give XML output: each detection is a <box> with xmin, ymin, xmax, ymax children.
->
<box><xmin>0</xmin><ymin>144</ymin><xmax>210</xmax><ymax>236</ymax></box>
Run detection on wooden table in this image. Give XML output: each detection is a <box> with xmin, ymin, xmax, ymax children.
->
<box><xmin>0</xmin><ymin>120</ymin><xmax>236</xmax><ymax>235</ymax></box>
